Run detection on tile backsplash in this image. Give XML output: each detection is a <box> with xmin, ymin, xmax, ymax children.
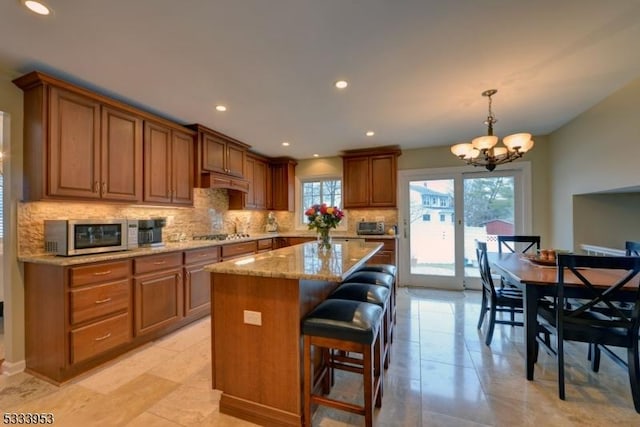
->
<box><xmin>17</xmin><ymin>189</ymin><xmax>397</xmax><ymax>256</ymax></box>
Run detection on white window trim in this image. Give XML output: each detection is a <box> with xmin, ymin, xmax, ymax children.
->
<box><xmin>294</xmin><ymin>174</ymin><xmax>348</xmax><ymax>231</ymax></box>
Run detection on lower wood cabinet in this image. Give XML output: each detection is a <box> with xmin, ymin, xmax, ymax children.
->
<box><xmin>364</xmin><ymin>238</ymin><xmax>397</xmax><ymax>266</ymax></box>
<box><xmin>184</xmin><ymin>247</ymin><xmax>219</xmax><ymax>318</ymax></box>
<box><xmin>133</xmin><ymin>253</ymin><xmax>184</xmax><ymax>337</ymax></box>
<box><xmin>70</xmin><ymin>312</ymin><xmax>131</xmax><ymax>364</ymax></box>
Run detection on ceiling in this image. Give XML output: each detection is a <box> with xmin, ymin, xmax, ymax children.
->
<box><xmin>2</xmin><ymin>0</ymin><xmax>640</xmax><ymax>160</ymax></box>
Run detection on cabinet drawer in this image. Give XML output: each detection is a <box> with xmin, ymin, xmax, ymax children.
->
<box><xmin>70</xmin><ymin>312</ymin><xmax>131</xmax><ymax>364</ymax></box>
<box><xmin>184</xmin><ymin>247</ymin><xmax>220</xmax><ymax>265</ymax></box>
<box><xmin>257</xmin><ymin>238</ymin><xmax>273</xmax><ymax>251</ymax></box>
<box><xmin>134</xmin><ymin>252</ymin><xmax>182</xmax><ymax>275</ymax></box>
<box><xmin>221</xmin><ymin>241</ymin><xmax>256</xmax><ymax>259</ymax></box>
<box><xmin>70</xmin><ymin>279</ymin><xmax>130</xmax><ymax>325</ymax></box>
<box><xmin>70</xmin><ymin>261</ymin><xmax>131</xmax><ymax>287</ymax></box>
<box><xmin>365</xmin><ymin>238</ymin><xmax>396</xmax><ymax>251</ymax></box>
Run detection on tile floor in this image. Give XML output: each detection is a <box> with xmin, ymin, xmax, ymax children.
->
<box><xmin>1</xmin><ymin>288</ymin><xmax>639</xmax><ymax>426</ymax></box>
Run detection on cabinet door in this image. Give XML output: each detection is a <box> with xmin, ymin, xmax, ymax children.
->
<box><xmin>370</xmin><ymin>154</ymin><xmax>396</xmax><ymax>207</ymax></box>
<box><xmin>134</xmin><ymin>268</ymin><xmax>183</xmax><ymax>336</ymax></box>
<box><xmin>343</xmin><ymin>156</ymin><xmax>370</xmax><ymax>208</ymax></box>
<box><xmin>226</xmin><ymin>142</ymin><xmax>245</xmax><ymax>177</ymax></box>
<box><xmin>202</xmin><ymin>132</ymin><xmax>226</xmax><ymax>174</ymax></box>
<box><xmin>171</xmin><ymin>130</ymin><xmax>194</xmax><ymax>205</ymax></box>
<box><xmin>101</xmin><ymin>106</ymin><xmax>143</xmax><ymax>202</ymax></box>
<box><xmin>48</xmin><ymin>87</ymin><xmax>101</xmax><ymax>198</ymax></box>
<box><xmin>244</xmin><ymin>156</ymin><xmax>256</xmax><ymax>208</ymax></box>
<box><xmin>184</xmin><ymin>264</ymin><xmax>211</xmax><ymax>318</ymax></box>
<box><xmin>271</xmin><ymin>162</ymin><xmax>295</xmax><ymax>211</ymax></box>
<box><xmin>253</xmin><ymin>158</ymin><xmax>268</xmax><ymax>209</ymax></box>
<box><xmin>143</xmin><ymin>121</ymin><xmax>172</xmax><ymax>203</ymax></box>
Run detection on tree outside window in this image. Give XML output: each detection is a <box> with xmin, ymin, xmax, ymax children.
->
<box><xmin>301</xmin><ymin>178</ymin><xmax>342</xmax><ymax>224</ymax></box>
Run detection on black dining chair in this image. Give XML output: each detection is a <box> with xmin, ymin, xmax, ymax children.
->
<box><xmin>497</xmin><ymin>235</ymin><xmax>541</xmax><ymax>291</ymax></box>
<box><xmin>476</xmin><ymin>241</ymin><xmax>524</xmax><ymax>346</ymax></box>
<box><xmin>536</xmin><ymin>254</ymin><xmax>640</xmax><ymax>413</ymax></box>
<box><xmin>626</xmin><ymin>241</ymin><xmax>640</xmax><ymax>256</ymax></box>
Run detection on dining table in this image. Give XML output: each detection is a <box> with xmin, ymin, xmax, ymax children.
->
<box><xmin>489</xmin><ymin>252</ymin><xmax>637</xmax><ymax>380</ymax></box>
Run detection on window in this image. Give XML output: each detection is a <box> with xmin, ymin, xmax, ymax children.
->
<box><xmin>440</xmin><ymin>213</ymin><xmax>446</xmax><ymax>222</ymax></box>
<box><xmin>422</xmin><ymin>213</ymin><xmax>431</xmax><ymax>222</ymax></box>
<box><xmin>300</xmin><ymin>178</ymin><xmax>342</xmax><ymax>223</ymax></box>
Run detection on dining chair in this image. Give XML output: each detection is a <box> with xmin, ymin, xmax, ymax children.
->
<box><xmin>497</xmin><ymin>235</ymin><xmax>541</xmax><ymax>292</ymax></box>
<box><xmin>476</xmin><ymin>241</ymin><xmax>524</xmax><ymax>346</ymax></box>
<box><xmin>497</xmin><ymin>235</ymin><xmax>541</xmax><ymax>256</ymax></box>
<box><xmin>626</xmin><ymin>241</ymin><xmax>640</xmax><ymax>256</ymax></box>
<box><xmin>537</xmin><ymin>254</ymin><xmax>640</xmax><ymax>413</ymax></box>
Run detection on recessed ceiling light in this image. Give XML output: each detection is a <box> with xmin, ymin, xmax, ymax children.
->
<box><xmin>215</xmin><ymin>105</ymin><xmax>227</xmax><ymax>112</ymax></box>
<box><xmin>365</xmin><ymin>131</ymin><xmax>375</xmax><ymax>137</ymax></box>
<box><xmin>23</xmin><ymin>0</ymin><xmax>51</xmax><ymax>15</ymax></box>
<box><xmin>313</xmin><ymin>154</ymin><xmax>319</xmax><ymax>157</ymax></box>
<box><xmin>282</xmin><ymin>142</ymin><xmax>290</xmax><ymax>147</ymax></box>
<box><xmin>335</xmin><ymin>80</ymin><xmax>348</xmax><ymax>89</ymax></box>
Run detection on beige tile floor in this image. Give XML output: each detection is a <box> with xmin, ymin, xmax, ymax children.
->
<box><xmin>1</xmin><ymin>288</ymin><xmax>639</xmax><ymax>426</ymax></box>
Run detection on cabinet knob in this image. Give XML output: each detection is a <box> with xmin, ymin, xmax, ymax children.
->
<box><xmin>93</xmin><ymin>181</ymin><xmax>99</xmax><ymax>193</ymax></box>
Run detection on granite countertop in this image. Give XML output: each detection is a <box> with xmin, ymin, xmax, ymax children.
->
<box><xmin>18</xmin><ymin>231</ymin><xmax>396</xmax><ymax>266</ymax></box>
<box><xmin>204</xmin><ymin>240</ymin><xmax>383</xmax><ymax>281</ymax></box>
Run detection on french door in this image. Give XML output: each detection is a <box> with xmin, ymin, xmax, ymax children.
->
<box><xmin>398</xmin><ymin>163</ymin><xmax>531</xmax><ymax>290</ymax></box>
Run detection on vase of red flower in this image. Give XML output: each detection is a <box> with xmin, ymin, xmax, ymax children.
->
<box><xmin>304</xmin><ymin>203</ymin><xmax>344</xmax><ymax>250</ymax></box>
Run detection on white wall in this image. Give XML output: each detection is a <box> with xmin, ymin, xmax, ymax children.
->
<box><xmin>0</xmin><ymin>69</ymin><xmax>25</xmax><ymax>371</ymax></box>
<box><xmin>549</xmin><ymin>77</ymin><xmax>640</xmax><ymax>249</ymax></box>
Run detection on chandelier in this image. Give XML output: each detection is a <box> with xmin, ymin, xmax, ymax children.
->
<box><xmin>450</xmin><ymin>89</ymin><xmax>534</xmax><ymax>171</ymax></box>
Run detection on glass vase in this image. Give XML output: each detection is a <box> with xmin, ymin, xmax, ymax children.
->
<box><xmin>317</xmin><ymin>228</ymin><xmax>332</xmax><ymax>250</ymax></box>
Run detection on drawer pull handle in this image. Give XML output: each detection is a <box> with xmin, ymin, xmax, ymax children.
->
<box><xmin>93</xmin><ymin>270</ymin><xmax>112</xmax><ymax>276</ymax></box>
<box><xmin>199</xmin><ymin>253</ymin><xmax>209</xmax><ymax>257</ymax></box>
<box><xmin>94</xmin><ymin>298</ymin><xmax>112</xmax><ymax>304</ymax></box>
<box><xmin>95</xmin><ymin>332</ymin><xmax>112</xmax><ymax>341</ymax></box>
<box><xmin>153</xmin><ymin>261</ymin><xmax>167</xmax><ymax>265</ymax></box>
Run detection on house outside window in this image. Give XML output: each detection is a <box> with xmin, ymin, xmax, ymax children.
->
<box><xmin>440</xmin><ymin>213</ymin><xmax>446</xmax><ymax>222</ymax></box>
<box><xmin>423</xmin><ymin>213</ymin><xmax>431</xmax><ymax>222</ymax></box>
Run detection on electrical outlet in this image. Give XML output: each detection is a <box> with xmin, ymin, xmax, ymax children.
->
<box><xmin>243</xmin><ymin>310</ymin><xmax>262</xmax><ymax>326</ymax></box>
<box><xmin>166</xmin><ymin>215</ymin><xmax>175</xmax><ymax>226</ymax></box>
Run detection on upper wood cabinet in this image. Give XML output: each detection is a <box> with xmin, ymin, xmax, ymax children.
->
<box><xmin>342</xmin><ymin>146</ymin><xmax>401</xmax><ymax>208</ymax></box>
<box><xmin>270</xmin><ymin>158</ymin><xmax>297</xmax><ymax>211</ymax></box>
<box><xmin>14</xmin><ymin>73</ymin><xmax>144</xmax><ymax>202</ymax></box>
<box><xmin>189</xmin><ymin>124</ymin><xmax>251</xmax><ymax>188</ymax></box>
<box><xmin>143</xmin><ymin>121</ymin><xmax>195</xmax><ymax>206</ymax></box>
<box><xmin>229</xmin><ymin>153</ymin><xmax>269</xmax><ymax>210</ymax></box>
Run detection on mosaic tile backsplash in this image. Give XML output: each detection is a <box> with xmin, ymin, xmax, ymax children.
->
<box><xmin>17</xmin><ymin>189</ymin><xmax>397</xmax><ymax>256</ymax></box>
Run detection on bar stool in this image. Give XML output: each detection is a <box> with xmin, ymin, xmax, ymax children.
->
<box><xmin>354</xmin><ymin>264</ymin><xmax>397</xmax><ymax>325</ymax></box>
<box><xmin>303</xmin><ymin>299</ymin><xmax>383</xmax><ymax>427</ymax></box>
<box><xmin>342</xmin><ymin>270</ymin><xmax>396</xmax><ymax>340</ymax></box>
<box><xmin>328</xmin><ymin>283</ymin><xmax>391</xmax><ymax>369</ymax></box>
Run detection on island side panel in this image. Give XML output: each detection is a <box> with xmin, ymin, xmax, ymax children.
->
<box><xmin>211</xmin><ymin>272</ymin><xmax>337</xmax><ymax>426</ymax></box>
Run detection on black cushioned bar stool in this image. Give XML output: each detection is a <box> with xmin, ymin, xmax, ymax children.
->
<box><xmin>355</xmin><ymin>264</ymin><xmax>398</xmax><ymax>326</ymax></box>
<box><xmin>342</xmin><ymin>270</ymin><xmax>396</xmax><ymax>341</ymax></box>
<box><xmin>328</xmin><ymin>283</ymin><xmax>391</xmax><ymax>369</ymax></box>
<box><xmin>303</xmin><ymin>299</ymin><xmax>383</xmax><ymax>427</ymax></box>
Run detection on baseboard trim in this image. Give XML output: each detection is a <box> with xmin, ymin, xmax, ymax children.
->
<box><xmin>1</xmin><ymin>359</ymin><xmax>26</xmax><ymax>376</ymax></box>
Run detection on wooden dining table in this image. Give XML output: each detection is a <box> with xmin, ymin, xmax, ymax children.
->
<box><xmin>489</xmin><ymin>252</ymin><xmax>637</xmax><ymax>380</ymax></box>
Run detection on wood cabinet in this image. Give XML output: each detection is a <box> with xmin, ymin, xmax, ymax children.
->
<box><xmin>229</xmin><ymin>153</ymin><xmax>269</xmax><ymax>210</ymax></box>
<box><xmin>24</xmin><ymin>247</ymin><xmax>219</xmax><ymax>384</ymax></box>
<box><xmin>221</xmin><ymin>241</ymin><xmax>257</xmax><ymax>260</ymax></box>
<box><xmin>143</xmin><ymin>121</ymin><xmax>195</xmax><ymax>206</ymax></box>
<box><xmin>184</xmin><ymin>247</ymin><xmax>219</xmax><ymax>318</ymax></box>
<box><xmin>256</xmin><ymin>238</ymin><xmax>273</xmax><ymax>252</ymax></box>
<box><xmin>189</xmin><ymin>124</ymin><xmax>251</xmax><ymax>193</ymax></box>
<box><xmin>133</xmin><ymin>253</ymin><xmax>184</xmax><ymax>337</ymax></box>
<box><xmin>14</xmin><ymin>72</ymin><xmax>144</xmax><ymax>202</ymax></box>
<box><xmin>24</xmin><ymin>260</ymin><xmax>133</xmax><ymax>383</ymax></box>
<box><xmin>364</xmin><ymin>238</ymin><xmax>397</xmax><ymax>266</ymax></box>
<box><xmin>270</xmin><ymin>158</ymin><xmax>297</xmax><ymax>211</ymax></box>
<box><xmin>342</xmin><ymin>146</ymin><xmax>401</xmax><ymax>208</ymax></box>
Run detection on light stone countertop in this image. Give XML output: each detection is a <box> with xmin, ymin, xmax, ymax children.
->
<box><xmin>18</xmin><ymin>232</ymin><xmax>396</xmax><ymax>266</ymax></box>
<box><xmin>204</xmin><ymin>240</ymin><xmax>383</xmax><ymax>281</ymax></box>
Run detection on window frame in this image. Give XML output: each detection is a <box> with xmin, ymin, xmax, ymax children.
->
<box><xmin>295</xmin><ymin>175</ymin><xmax>347</xmax><ymax>231</ymax></box>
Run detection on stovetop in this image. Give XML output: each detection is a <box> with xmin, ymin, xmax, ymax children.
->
<box><xmin>192</xmin><ymin>233</ymin><xmax>251</xmax><ymax>241</ymax></box>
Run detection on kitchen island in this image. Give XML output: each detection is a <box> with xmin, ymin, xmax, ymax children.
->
<box><xmin>204</xmin><ymin>240</ymin><xmax>383</xmax><ymax>426</ymax></box>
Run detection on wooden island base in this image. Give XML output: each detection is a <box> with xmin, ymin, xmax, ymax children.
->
<box><xmin>207</xmin><ymin>241</ymin><xmax>382</xmax><ymax>426</ymax></box>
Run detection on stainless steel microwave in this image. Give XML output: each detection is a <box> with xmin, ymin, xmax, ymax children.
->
<box><xmin>44</xmin><ymin>219</ymin><xmax>131</xmax><ymax>256</ymax></box>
